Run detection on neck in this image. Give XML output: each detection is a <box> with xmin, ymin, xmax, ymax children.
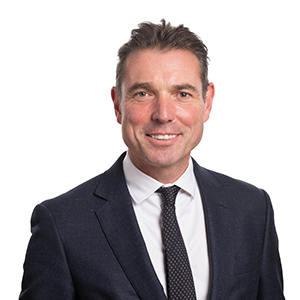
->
<box><xmin>128</xmin><ymin>152</ymin><xmax>190</xmax><ymax>184</ymax></box>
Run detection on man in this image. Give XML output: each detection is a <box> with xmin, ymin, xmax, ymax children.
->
<box><xmin>20</xmin><ymin>20</ymin><xmax>285</xmax><ymax>299</ymax></box>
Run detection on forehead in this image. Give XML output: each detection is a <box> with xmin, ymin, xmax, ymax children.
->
<box><xmin>123</xmin><ymin>49</ymin><xmax>201</xmax><ymax>86</ymax></box>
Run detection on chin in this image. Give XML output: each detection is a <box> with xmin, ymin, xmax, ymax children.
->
<box><xmin>146</xmin><ymin>153</ymin><xmax>188</xmax><ymax>168</ymax></box>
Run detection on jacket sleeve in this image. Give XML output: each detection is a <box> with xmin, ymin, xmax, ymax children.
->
<box><xmin>19</xmin><ymin>204</ymin><xmax>77</xmax><ymax>300</ymax></box>
<box><xmin>257</xmin><ymin>191</ymin><xmax>285</xmax><ymax>299</ymax></box>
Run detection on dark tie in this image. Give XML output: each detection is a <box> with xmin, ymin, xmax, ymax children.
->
<box><xmin>157</xmin><ymin>186</ymin><xmax>197</xmax><ymax>300</ymax></box>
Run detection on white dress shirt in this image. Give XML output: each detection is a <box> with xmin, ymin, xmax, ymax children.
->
<box><xmin>123</xmin><ymin>152</ymin><xmax>210</xmax><ymax>299</ymax></box>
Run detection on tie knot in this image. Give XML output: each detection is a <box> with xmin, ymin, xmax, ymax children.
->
<box><xmin>157</xmin><ymin>185</ymin><xmax>180</xmax><ymax>207</ymax></box>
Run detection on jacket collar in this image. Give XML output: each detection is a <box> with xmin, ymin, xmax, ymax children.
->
<box><xmin>94</xmin><ymin>153</ymin><xmax>167</xmax><ymax>300</ymax></box>
<box><xmin>193</xmin><ymin>159</ymin><xmax>235</xmax><ymax>299</ymax></box>
<box><xmin>94</xmin><ymin>153</ymin><xmax>234</xmax><ymax>300</ymax></box>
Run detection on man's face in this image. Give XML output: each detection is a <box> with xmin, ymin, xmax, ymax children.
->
<box><xmin>112</xmin><ymin>49</ymin><xmax>214</xmax><ymax>182</ymax></box>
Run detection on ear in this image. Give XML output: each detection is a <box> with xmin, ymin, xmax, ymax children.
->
<box><xmin>203</xmin><ymin>82</ymin><xmax>215</xmax><ymax>123</ymax></box>
<box><xmin>111</xmin><ymin>87</ymin><xmax>122</xmax><ymax>124</ymax></box>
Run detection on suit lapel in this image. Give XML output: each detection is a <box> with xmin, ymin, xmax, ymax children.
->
<box><xmin>94</xmin><ymin>154</ymin><xmax>167</xmax><ymax>300</ymax></box>
<box><xmin>193</xmin><ymin>160</ymin><xmax>234</xmax><ymax>299</ymax></box>
<box><xmin>93</xmin><ymin>154</ymin><xmax>236</xmax><ymax>299</ymax></box>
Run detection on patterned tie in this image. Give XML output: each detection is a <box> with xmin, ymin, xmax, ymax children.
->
<box><xmin>157</xmin><ymin>186</ymin><xmax>197</xmax><ymax>300</ymax></box>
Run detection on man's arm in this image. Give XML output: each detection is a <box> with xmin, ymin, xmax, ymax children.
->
<box><xmin>257</xmin><ymin>191</ymin><xmax>285</xmax><ymax>299</ymax></box>
<box><xmin>19</xmin><ymin>204</ymin><xmax>76</xmax><ymax>300</ymax></box>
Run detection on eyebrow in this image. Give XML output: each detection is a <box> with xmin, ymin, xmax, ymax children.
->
<box><xmin>127</xmin><ymin>82</ymin><xmax>200</xmax><ymax>96</ymax></box>
<box><xmin>172</xmin><ymin>84</ymin><xmax>199</xmax><ymax>95</ymax></box>
<box><xmin>127</xmin><ymin>82</ymin><xmax>152</xmax><ymax>95</ymax></box>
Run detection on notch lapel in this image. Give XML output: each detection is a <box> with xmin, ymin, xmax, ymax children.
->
<box><xmin>94</xmin><ymin>154</ymin><xmax>167</xmax><ymax>300</ymax></box>
<box><xmin>193</xmin><ymin>160</ymin><xmax>235</xmax><ymax>299</ymax></box>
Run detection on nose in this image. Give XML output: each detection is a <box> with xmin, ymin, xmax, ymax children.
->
<box><xmin>151</xmin><ymin>94</ymin><xmax>176</xmax><ymax>123</ymax></box>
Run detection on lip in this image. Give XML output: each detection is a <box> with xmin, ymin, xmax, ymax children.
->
<box><xmin>145</xmin><ymin>133</ymin><xmax>181</xmax><ymax>145</ymax></box>
<box><xmin>146</xmin><ymin>134</ymin><xmax>179</xmax><ymax>140</ymax></box>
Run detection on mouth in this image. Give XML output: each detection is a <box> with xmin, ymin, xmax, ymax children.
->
<box><xmin>146</xmin><ymin>134</ymin><xmax>179</xmax><ymax>140</ymax></box>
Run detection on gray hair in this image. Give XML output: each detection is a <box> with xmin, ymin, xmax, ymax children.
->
<box><xmin>115</xmin><ymin>19</ymin><xmax>210</xmax><ymax>99</ymax></box>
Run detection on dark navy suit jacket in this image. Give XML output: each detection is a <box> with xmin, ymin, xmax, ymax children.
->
<box><xmin>20</xmin><ymin>153</ymin><xmax>285</xmax><ymax>299</ymax></box>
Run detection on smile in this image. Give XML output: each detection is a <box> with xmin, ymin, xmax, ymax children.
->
<box><xmin>147</xmin><ymin>134</ymin><xmax>178</xmax><ymax>140</ymax></box>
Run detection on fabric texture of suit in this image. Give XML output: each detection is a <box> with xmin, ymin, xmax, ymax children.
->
<box><xmin>19</xmin><ymin>153</ymin><xmax>285</xmax><ymax>299</ymax></box>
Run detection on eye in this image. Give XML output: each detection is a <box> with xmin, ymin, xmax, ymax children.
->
<box><xmin>137</xmin><ymin>91</ymin><xmax>147</xmax><ymax>97</ymax></box>
<box><xmin>133</xmin><ymin>91</ymin><xmax>149</xmax><ymax>99</ymax></box>
<box><xmin>133</xmin><ymin>90</ymin><xmax>153</xmax><ymax>101</ymax></box>
<box><xmin>178</xmin><ymin>92</ymin><xmax>190</xmax><ymax>98</ymax></box>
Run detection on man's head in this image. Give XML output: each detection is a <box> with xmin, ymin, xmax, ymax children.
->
<box><xmin>111</xmin><ymin>20</ymin><xmax>214</xmax><ymax>183</ymax></box>
<box><xmin>115</xmin><ymin>19</ymin><xmax>209</xmax><ymax>100</ymax></box>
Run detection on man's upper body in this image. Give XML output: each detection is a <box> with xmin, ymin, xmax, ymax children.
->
<box><xmin>20</xmin><ymin>20</ymin><xmax>285</xmax><ymax>299</ymax></box>
<box><xmin>19</xmin><ymin>153</ymin><xmax>284</xmax><ymax>299</ymax></box>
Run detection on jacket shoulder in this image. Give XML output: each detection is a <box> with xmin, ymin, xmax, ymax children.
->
<box><xmin>40</xmin><ymin>153</ymin><xmax>127</xmax><ymax>212</ymax></box>
<box><xmin>205</xmin><ymin>167</ymin><xmax>263</xmax><ymax>192</ymax></box>
<box><xmin>40</xmin><ymin>174</ymin><xmax>103</xmax><ymax>212</ymax></box>
<box><xmin>193</xmin><ymin>161</ymin><xmax>270</xmax><ymax>208</ymax></box>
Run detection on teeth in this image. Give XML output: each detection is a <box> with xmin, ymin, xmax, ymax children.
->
<box><xmin>149</xmin><ymin>134</ymin><xmax>177</xmax><ymax>140</ymax></box>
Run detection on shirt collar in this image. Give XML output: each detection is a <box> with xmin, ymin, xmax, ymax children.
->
<box><xmin>123</xmin><ymin>152</ymin><xmax>196</xmax><ymax>205</ymax></box>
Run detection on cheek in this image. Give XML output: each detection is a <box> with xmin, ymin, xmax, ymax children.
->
<box><xmin>123</xmin><ymin>105</ymin><xmax>150</xmax><ymax>127</ymax></box>
<box><xmin>121</xmin><ymin>108</ymin><xmax>148</xmax><ymax>141</ymax></box>
<box><xmin>178</xmin><ymin>105</ymin><xmax>204</xmax><ymax>128</ymax></box>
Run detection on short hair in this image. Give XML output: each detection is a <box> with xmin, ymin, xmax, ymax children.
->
<box><xmin>115</xmin><ymin>19</ymin><xmax>209</xmax><ymax>99</ymax></box>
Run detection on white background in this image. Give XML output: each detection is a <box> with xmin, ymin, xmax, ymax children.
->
<box><xmin>1</xmin><ymin>0</ymin><xmax>299</xmax><ymax>298</ymax></box>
